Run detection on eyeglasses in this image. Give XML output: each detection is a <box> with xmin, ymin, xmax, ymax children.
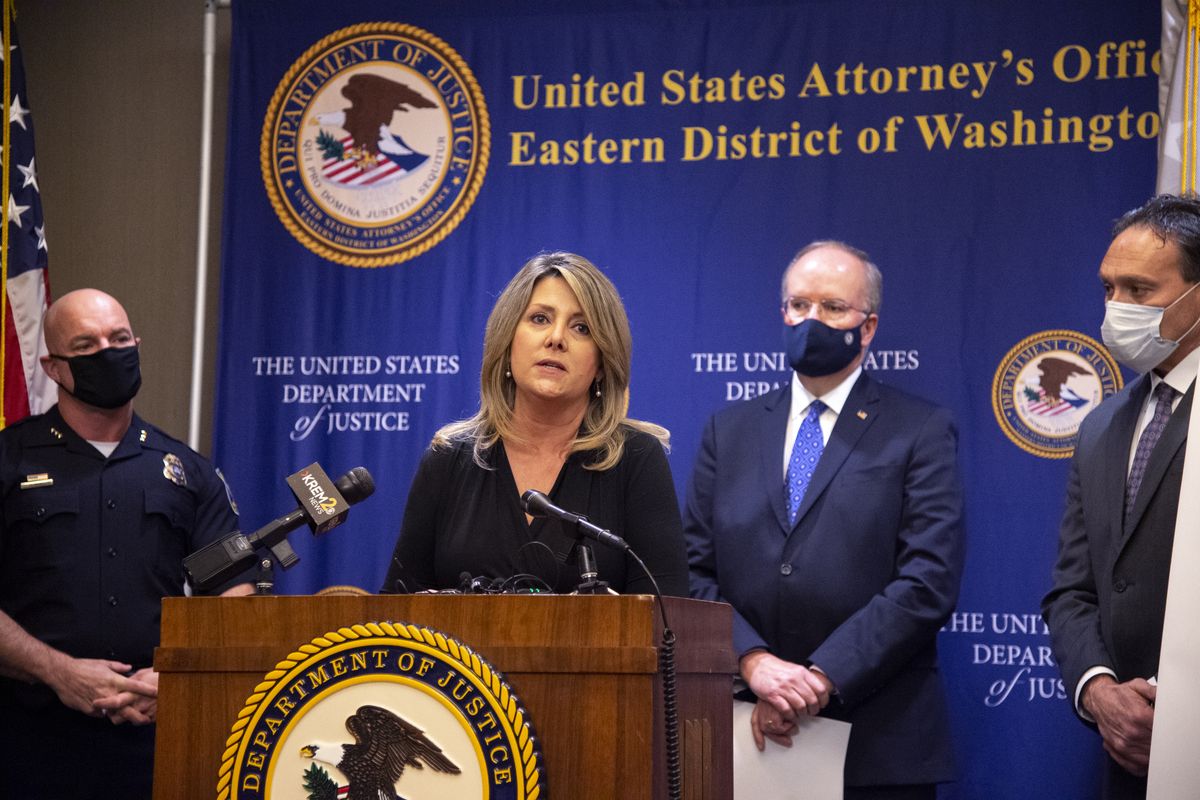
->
<box><xmin>782</xmin><ymin>297</ymin><xmax>870</xmax><ymax>324</ymax></box>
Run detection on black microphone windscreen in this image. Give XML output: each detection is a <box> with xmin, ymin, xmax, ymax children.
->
<box><xmin>521</xmin><ymin>489</ymin><xmax>549</xmax><ymax>516</ymax></box>
<box><xmin>336</xmin><ymin>467</ymin><xmax>375</xmax><ymax>503</ymax></box>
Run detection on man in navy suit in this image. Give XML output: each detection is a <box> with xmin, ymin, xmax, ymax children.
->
<box><xmin>1043</xmin><ymin>194</ymin><xmax>1200</xmax><ymax>799</ymax></box>
<box><xmin>685</xmin><ymin>241</ymin><xmax>965</xmax><ymax>800</ymax></box>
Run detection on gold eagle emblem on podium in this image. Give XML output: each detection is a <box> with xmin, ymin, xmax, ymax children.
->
<box><xmin>300</xmin><ymin>704</ymin><xmax>461</xmax><ymax>799</ymax></box>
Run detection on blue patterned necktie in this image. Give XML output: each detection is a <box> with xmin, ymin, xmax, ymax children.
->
<box><xmin>786</xmin><ymin>400</ymin><xmax>826</xmax><ymax>526</ymax></box>
<box><xmin>1125</xmin><ymin>381</ymin><xmax>1178</xmax><ymax>523</ymax></box>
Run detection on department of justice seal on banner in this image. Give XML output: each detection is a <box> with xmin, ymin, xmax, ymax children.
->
<box><xmin>992</xmin><ymin>329</ymin><xmax>1122</xmax><ymax>459</ymax></box>
<box><xmin>262</xmin><ymin>23</ymin><xmax>489</xmax><ymax>267</ymax></box>
<box><xmin>219</xmin><ymin>622</ymin><xmax>544</xmax><ymax>800</ymax></box>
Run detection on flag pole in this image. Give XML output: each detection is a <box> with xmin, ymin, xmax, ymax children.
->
<box><xmin>188</xmin><ymin>0</ymin><xmax>229</xmax><ymax>450</ymax></box>
<box><xmin>1</xmin><ymin>0</ymin><xmax>13</xmax><ymax>430</ymax></box>
<box><xmin>1186</xmin><ymin>1</ymin><xmax>1199</xmax><ymax>192</ymax></box>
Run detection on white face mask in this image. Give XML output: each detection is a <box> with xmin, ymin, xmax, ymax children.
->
<box><xmin>1101</xmin><ymin>282</ymin><xmax>1200</xmax><ymax>373</ymax></box>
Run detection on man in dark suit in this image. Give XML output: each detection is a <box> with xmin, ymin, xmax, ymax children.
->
<box><xmin>685</xmin><ymin>241</ymin><xmax>965</xmax><ymax>800</ymax></box>
<box><xmin>1043</xmin><ymin>194</ymin><xmax>1200</xmax><ymax>799</ymax></box>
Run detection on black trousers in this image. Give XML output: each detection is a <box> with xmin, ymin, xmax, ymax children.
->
<box><xmin>1103</xmin><ymin>756</ymin><xmax>1146</xmax><ymax>800</ymax></box>
<box><xmin>0</xmin><ymin>700</ymin><xmax>154</xmax><ymax>800</ymax></box>
<box><xmin>845</xmin><ymin>784</ymin><xmax>937</xmax><ymax>800</ymax></box>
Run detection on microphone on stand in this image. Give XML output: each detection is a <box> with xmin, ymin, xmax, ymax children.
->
<box><xmin>184</xmin><ymin>465</ymin><xmax>375</xmax><ymax>592</ymax></box>
<box><xmin>521</xmin><ymin>489</ymin><xmax>626</xmax><ymax>596</ymax></box>
<box><xmin>520</xmin><ymin>490</ymin><xmax>630</xmax><ymax>552</ymax></box>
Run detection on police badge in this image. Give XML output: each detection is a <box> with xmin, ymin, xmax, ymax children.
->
<box><xmin>163</xmin><ymin>453</ymin><xmax>188</xmax><ymax>486</ymax></box>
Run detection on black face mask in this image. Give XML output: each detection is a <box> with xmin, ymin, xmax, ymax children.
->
<box><xmin>51</xmin><ymin>346</ymin><xmax>142</xmax><ymax>409</ymax></box>
<box><xmin>784</xmin><ymin>318</ymin><xmax>863</xmax><ymax>377</ymax></box>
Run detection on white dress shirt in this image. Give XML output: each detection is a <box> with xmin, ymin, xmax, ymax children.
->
<box><xmin>782</xmin><ymin>366</ymin><xmax>862</xmax><ymax>479</ymax></box>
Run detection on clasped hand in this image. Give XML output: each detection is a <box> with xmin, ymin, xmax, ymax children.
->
<box><xmin>740</xmin><ymin>651</ymin><xmax>834</xmax><ymax>751</ymax></box>
<box><xmin>1083</xmin><ymin>676</ymin><xmax>1156</xmax><ymax>777</ymax></box>
<box><xmin>47</xmin><ymin>657</ymin><xmax>158</xmax><ymax>726</ymax></box>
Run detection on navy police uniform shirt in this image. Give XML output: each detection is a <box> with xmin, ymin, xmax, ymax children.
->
<box><xmin>0</xmin><ymin>405</ymin><xmax>242</xmax><ymax>678</ymax></box>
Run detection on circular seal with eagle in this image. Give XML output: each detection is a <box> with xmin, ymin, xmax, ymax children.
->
<box><xmin>992</xmin><ymin>329</ymin><xmax>1123</xmax><ymax>459</ymax></box>
<box><xmin>219</xmin><ymin>622</ymin><xmax>544</xmax><ymax>799</ymax></box>
<box><xmin>261</xmin><ymin>23</ymin><xmax>490</xmax><ymax>267</ymax></box>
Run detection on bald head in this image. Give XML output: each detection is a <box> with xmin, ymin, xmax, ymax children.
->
<box><xmin>44</xmin><ymin>289</ymin><xmax>135</xmax><ymax>355</ymax></box>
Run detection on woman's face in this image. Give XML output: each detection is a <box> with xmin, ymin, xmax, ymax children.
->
<box><xmin>508</xmin><ymin>275</ymin><xmax>602</xmax><ymax>411</ymax></box>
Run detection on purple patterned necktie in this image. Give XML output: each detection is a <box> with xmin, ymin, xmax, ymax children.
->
<box><xmin>786</xmin><ymin>400</ymin><xmax>826</xmax><ymax>526</ymax></box>
<box><xmin>1125</xmin><ymin>381</ymin><xmax>1178</xmax><ymax>523</ymax></box>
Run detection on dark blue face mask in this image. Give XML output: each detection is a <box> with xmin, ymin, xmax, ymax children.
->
<box><xmin>784</xmin><ymin>318</ymin><xmax>863</xmax><ymax>377</ymax></box>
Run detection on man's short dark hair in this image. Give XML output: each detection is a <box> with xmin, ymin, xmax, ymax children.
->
<box><xmin>1113</xmin><ymin>194</ymin><xmax>1200</xmax><ymax>283</ymax></box>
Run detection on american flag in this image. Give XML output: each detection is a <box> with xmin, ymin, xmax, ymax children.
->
<box><xmin>1</xmin><ymin>0</ymin><xmax>54</xmax><ymax>428</ymax></box>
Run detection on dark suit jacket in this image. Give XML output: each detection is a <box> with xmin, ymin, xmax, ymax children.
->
<box><xmin>1042</xmin><ymin>375</ymin><xmax>1192</xmax><ymax>800</ymax></box>
<box><xmin>684</xmin><ymin>372</ymin><xmax>965</xmax><ymax>787</ymax></box>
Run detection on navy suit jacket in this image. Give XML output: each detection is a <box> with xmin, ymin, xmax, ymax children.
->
<box><xmin>684</xmin><ymin>372</ymin><xmax>965</xmax><ymax>787</ymax></box>
<box><xmin>1042</xmin><ymin>375</ymin><xmax>1192</xmax><ymax>799</ymax></box>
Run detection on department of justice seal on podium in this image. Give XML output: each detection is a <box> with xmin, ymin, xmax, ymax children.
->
<box><xmin>261</xmin><ymin>23</ymin><xmax>489</xmax><ymax>267</ymax></box>
<box><xmin>218</xmin><ymin>622</ymin><xmax>544</xmax><ymax>799</ymax></box>
<box><xmin>992</xmin><ymin>329</ymin><xmax>1122</xmax><ymax>459</ymax></box>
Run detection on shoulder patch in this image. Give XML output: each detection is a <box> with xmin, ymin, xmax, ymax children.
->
<box><xmin>215</xmin><ymin>467</ymin><xmax>239</xmax><ymax>516</ymax></box>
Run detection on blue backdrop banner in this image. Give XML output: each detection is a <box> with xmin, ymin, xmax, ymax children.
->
<box><xmin>217</xmin><ymin>2</ymin><xmax>1160</xmax><ymax>796</ymax></box>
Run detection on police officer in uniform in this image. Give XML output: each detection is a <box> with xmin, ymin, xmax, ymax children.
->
<box><xmin>0</xmin><ymin>289</ymin><xmax>253</xmax><ymax>799</ymax></box>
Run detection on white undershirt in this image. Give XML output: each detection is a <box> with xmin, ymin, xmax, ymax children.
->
<box><xmin>88</xmin><ymin>440</ymin><xmax>119</xmax><ymax>458</ymax></box>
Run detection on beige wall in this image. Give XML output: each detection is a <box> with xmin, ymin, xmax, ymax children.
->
<box><xmin>21</xmin><ymin>0</ymin><xmax>231</xmax><ymax>452</ymax></box>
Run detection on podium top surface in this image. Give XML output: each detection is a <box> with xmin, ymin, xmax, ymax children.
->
<box><xmin>156</xmin><ymin>594</ymin><xmax>735</xmax><ymax>676</ymax></box>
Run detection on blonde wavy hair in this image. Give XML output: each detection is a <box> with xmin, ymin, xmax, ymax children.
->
<box><xmin>433</xmin><ymin>251</ymin><xmax>668</xmax><ymax>470</ymax></box>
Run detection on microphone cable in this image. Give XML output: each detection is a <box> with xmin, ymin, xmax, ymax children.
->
<box><xmin>625</xmin><ymin>548</ymin><xmax>681</xmax><ymax>800</ymax></box>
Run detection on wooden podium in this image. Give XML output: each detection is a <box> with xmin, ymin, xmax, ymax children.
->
<box><xmin>153</xmin><ymin>594</ymin><xmax>734</xmax><ymax>799</ymax></box>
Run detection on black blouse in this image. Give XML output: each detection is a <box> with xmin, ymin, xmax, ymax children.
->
<box><xmin>382</xmin><ymin>427</ymin><xmax>689</xmax><ymax>596</ymax></box>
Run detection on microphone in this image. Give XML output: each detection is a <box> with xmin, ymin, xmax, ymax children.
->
<box><xmin>184</xmin><ymin>466</ymin><xmax>376</xmax><ymax>591</ymax></box>
<box><xmin>520</xmin><ymin>489</ymin><xmax>629</xmax><ymax>552</ymax></box>
<box><xmin>284</xmin><ymin>463</ymin><xmax>372</xmax><ymax>535</ymax></box>
<box><xmin>458</xmin><ymin>571</ymin><xmax>493</xmax><ymax>594</ymax></box>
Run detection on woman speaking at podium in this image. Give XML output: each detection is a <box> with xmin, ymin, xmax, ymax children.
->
<box><xmin>382</xmin><ymin>252</ymin><xmax>688</xmax><ymax>596</ymax></box>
